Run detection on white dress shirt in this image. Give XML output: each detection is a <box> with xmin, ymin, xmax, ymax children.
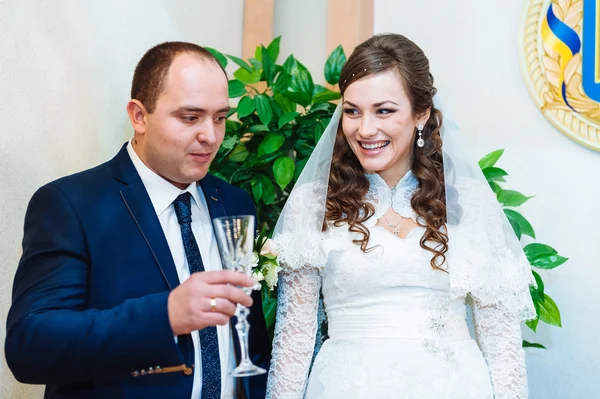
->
<box><xmin>127</xmin><ymin>141</ymin><xmax>235</xmax><ymax>399</ymax></box>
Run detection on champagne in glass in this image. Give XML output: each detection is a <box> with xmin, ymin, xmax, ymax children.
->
<box><xmin>213</xmin><ymin>215</ymin><xmax>266</xmax><ymax>377</ymax></box>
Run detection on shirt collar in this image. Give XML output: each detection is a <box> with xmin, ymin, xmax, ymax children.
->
<box><xmin>126</xmin><ymin>140</ymin><xmax>203</xmax><ymax>216</ymax></box>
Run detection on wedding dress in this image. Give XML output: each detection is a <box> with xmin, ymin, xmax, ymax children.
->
<box><xmin>265</xmin><ymin>170</ymin><xmax>534</xmax><ymax>399</ymax></box>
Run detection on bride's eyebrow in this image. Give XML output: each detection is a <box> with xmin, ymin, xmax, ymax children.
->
<box><xmin>373</xmin><ymin>101</ymin><xmax>399</xmax><ymax>107</ymax></box>
<box><xmin>342</xmin><ymin>100</ymin><xmax>399</xmax><ymax>108</ymax></box>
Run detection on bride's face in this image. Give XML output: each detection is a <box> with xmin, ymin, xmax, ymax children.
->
<box><xmin>341</xmin><ymin>69</ymin><xmax>428</xmax><ymax>181</ymax></box>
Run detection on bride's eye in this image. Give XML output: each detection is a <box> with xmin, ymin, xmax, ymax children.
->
<box><xmin>343</xmin><ymin>108</ymin><xmax>359</xmax><ymax>116</ymax></box>
<box><xmin>377</xmin><ymin>108</ymin><xmax>396</xmax><ymax>115</ymax></box>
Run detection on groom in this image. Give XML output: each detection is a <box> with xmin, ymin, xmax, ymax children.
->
<box><xmin>5</xmin><ymin>42</ymin><xmax>271</xmax><ymax>398</ymax></box>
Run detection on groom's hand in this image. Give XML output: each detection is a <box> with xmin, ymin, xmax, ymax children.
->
<box><xmin>167</xmin><ymin>270</ymin><xmax>254</xmax><ymax>336</ymax></box>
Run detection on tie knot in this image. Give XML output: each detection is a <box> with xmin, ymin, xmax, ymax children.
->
<box><xmin>173</xmin><ymin>192</ymin><xmax>193</xmax><ymax>225</ymax></box>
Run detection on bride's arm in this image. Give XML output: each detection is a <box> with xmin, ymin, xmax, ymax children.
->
<box><xmin>472</xmin><ymin>302</ymin><xmax>528</xmax><ymax>399</ymax></box>
<box><xmin>266</xmin><ymin>265</ymin><xmax>321</xmax><ymax>399</ymax></box>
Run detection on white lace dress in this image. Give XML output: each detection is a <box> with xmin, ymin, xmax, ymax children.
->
<box><xmin>266</xmin><ymin>171</ymin><xmax>535</xmax><ymax>399</ymax></box>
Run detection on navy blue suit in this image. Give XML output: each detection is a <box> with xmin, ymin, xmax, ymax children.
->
<box><xmin>5</xmin><ymin>144</ymin><xmax>271</xmax><ymax>398</ymax></box>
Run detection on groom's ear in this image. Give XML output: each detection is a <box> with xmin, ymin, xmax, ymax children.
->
<box><xmin>127</xmin><ymin>99</ymin><xmax>149</xmax><ymax>135</ymax></box>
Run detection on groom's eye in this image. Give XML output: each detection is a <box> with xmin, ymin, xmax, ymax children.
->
<box><xmin>180</xmin><ymin>115</ymin><xmax>198</xmax><ymax>123</ymax></box>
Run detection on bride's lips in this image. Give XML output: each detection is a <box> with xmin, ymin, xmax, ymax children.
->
<box><xmin>357</xmin><ymin>140</ymin><xmax>390</xmax><ymax>156</ymax></box>
<box><xmin>189</xmin><ymin>152</ymin><xmax>212</xmax><ymax>163</ymax></box>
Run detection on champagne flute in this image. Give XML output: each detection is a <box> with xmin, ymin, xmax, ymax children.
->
<box><xmin>213</xmin><ymin>215</ymin><xmax>266</xmax><ymax>377</ymax></box>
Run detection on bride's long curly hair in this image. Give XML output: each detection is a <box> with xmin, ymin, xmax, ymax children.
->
<box><xmin>324</xmin><ymin>33</ymin><xmax>448</xmax><ymax>270</ymax></box>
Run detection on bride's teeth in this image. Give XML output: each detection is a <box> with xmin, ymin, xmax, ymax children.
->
<box><xmin>361</xmin><ymin>142</ymin><xmax>389</xmax><ymax>149</ymax></box>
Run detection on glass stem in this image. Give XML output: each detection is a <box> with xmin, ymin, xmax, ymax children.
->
<box><xmin>235</xmin><ymin>305</ymin><xmax>252</xmax><ymax>365</ymax></box>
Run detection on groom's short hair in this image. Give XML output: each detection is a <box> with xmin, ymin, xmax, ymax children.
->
<box><xmin>131</xmin><ymin>41</ymin><xmax>226</xmax><ymax>113</ymax></box>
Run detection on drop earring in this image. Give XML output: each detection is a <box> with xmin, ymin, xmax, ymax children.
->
<box><xmin>417</xmin><ymin>124</ymin><xmax>425</xmax><ymax>148</ymax></box>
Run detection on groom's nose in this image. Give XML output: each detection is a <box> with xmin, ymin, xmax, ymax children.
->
<box><xmin>196</xmin><ymin>118</ymin><xmax>218</xmax><ymax>146</ymax></box>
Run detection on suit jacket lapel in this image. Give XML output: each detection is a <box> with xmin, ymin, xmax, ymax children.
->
<box><xmin>113</xmin><ymin>144</ymin><xmax>180</xmax><ymax>291</ymax></box>
<box><xmin>199</xmin><ymin>175</ymin><xmax>227</xmax><ymax>221</ymax></box>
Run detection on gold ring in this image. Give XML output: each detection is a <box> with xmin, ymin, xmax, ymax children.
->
<box><xmin>209</xmin><ymin>298</ymin><xmax>217</xmax><ymax>312</ymax></box>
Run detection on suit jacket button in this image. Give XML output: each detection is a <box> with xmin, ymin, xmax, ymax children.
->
<box><xmin>132</xmin><ymin>371</ymin><xmax>140</xmax><ymax>377</ymax></box>
<box><xmin>140</xmin><ymin>369</ymin><xmax>147</xmax><ymax>375</ymax></box>
<box><xmin>147</xmin><ymin>367</ymin><xmax>154</xmax><ymax>374</ymax></box>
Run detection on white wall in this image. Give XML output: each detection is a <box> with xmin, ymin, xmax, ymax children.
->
<box><xmin>374</xmin><ymin>0</ymin><xmax>600</xmax><ymax>398</ymax></box>
<box><xmin>0</xmin><ymin>0</ymin><xmax>243</xmax><ymax>397</ymax></box>
<box><xmin>274</xmin><ymin>0</ymin><xmax>328</xmax><ymax>83</ymax></box>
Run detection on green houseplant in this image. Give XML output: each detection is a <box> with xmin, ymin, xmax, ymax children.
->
<box><xmin>207</xmin><ymin>38</ymin><xmax>566</xmax><ymax>347</ymax></box>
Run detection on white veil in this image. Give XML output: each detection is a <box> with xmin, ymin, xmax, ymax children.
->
<box><xmin>272</xmin><ymin>96</ymin><xmax>536</xmax><ymax>321</ymax></box>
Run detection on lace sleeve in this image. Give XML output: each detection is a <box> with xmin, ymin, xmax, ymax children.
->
<box><xmin>472</xmin><ymin>302</ymin><xmax>528</xmax><ymax>398</ymax></box>
<box><xmin>266</xmin><ymin>266</ymin><xmax>321</xmax><ymax>398</ymax></box>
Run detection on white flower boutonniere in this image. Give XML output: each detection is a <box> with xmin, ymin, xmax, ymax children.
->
<box><xmin>252</xmin><ymin>232</ymin><xmax>281</xmax><ymax>291</ymax></box>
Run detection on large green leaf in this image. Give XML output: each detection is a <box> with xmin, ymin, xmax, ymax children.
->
<box><xmin>274</xmin><ymin>92</ymin><xmax>295</xmax><ymax>114</ymax></box>
<box><xmin>283</xmin><ymin>91</ymin><xmax>312</xmax><ymax>107</ymax></box>
<box><xmin>531</xmin><ymin>254</ymin><xmax>568</xmax><ymax>270</ymax></box>
<box><xmin>261</xmin><ymin>46</ymin><xmax>276</xmax><ymax>86</ymax></box>
<box><xmin>497</xmin><ymin>190</ymin><xmax>532</xmax><ymax>207</ymax></box>
<box><xmin>488</xmin><ymin>181</ymin><xmax>503</xmax><ymax>194</ymax></box>
<box><xmin>254</xmin><ymin>94</ymin><xmax>273</xmax><ymax>126</ymax></box>
<box><xmin>282</xmin><ymin>55</ymin><xmax>314</xmax><ymax>107</ymax></box>
<box><xmin>478</xmin><ymin>149</ymin><xmax>504</xmax><ymax>169</ymax></box>
<box><xmin>251</xmin><ymin>177</ymin><xmax>263</xmax><ymax>202</ymax></box>
<box><xmin>278</xmin><ymin>112</ymin><xmax>300</xmax><ymax>129</ymax></box>
<box><xmin>221</xmin><ymin>135</ymin><xmax>237</xmax><ymax>150</ymax></box>
<box><xmin>234</xmin><ymin>67</ymin><xmax>261</xmax><ymax>85</ymax></box>
<box><xmin>504</xmin><ymin>209</ymin><xmax>535</xmax><ymax>239</ymax></box>
<box><xmin>267</xmin><ymin>36</ymin><xmax>281</xmax><ymax>63</ymax></box>
<box><xmin>226</xmin><ymin>54</ymin><xmax>252</xmax><ymax>72</ymax></box>
<box><xmin>228</xmin><ymin>80</ymin><xmax>246</xmax><ymax>98</ymax></box>
<box><xmin>526</xmin><ymin>318</ymin><xmax>539</xmax><ymax>332</ymax></box>
<box><xmin>249</xmin><ymin>58</ymin><xmax>262</xmax><ymax>70</ymax></box>
<box><xmin>227</xmin><ymin>144</ymin><xmax>249</xmax><ymax>162</ymax></box>
<box><xmin>258</xmin><ymin>132</ymin><xmax>285</xmax><ymax>157</ymax></box>
<box><xmin>274</xmin><ymin>71</ymin><xmax>292</xmax><ymax>93</ymax></box>
<box><xmin>539</xmin><ymin>294</ymin><xmax>562</xmax><ymax>327</ymax></box>
<box><xmin>310</xmin><ymin>102</ymin><xmax>332</xmax><ymax>113</ymax></box>
<box><xmin>205</xmin><ymin>47</ymin><xmax>228</xmax><ymax>68</ymax></box>
<box><xmin>524</xmin><ymin>243</ymin><xmax>568</xmax><ymax>269</ymax></box>
<box><xmin>248</xmin><ymin>124</ymin><xmax>270</xmax><ymax>132</ymax></box>
<box><xmin>260</xmin><ymin>175</ymin><xmax>276</xmax><ymax>205</ymax></box>
<box><xmin>324</xmin><ymin>45</ymin><xmax>346</xmax><ymax>85</ymax></box>
<box><xmin>237</xmin><ymin>96</ymin><xmax>255</xmax><ymax>118</ymax></box>
<box><xmin>522</xmin><ymin>341</ymin><xmax>547</xmax><ymax>349</ymax></box>
<box><xmin>530</xmin><ymin>270</ymin><xmax>545</xmax><ymax>301</ymax></box>
<box><xmin>273</xmin><ymin>156</ymin><xmax>295</xmax><ymax>190</ymax></box>
<box><xmin>314</xmin><ymin>120</ymin><xmax>326</xmax><ymax>142</ymax></box>
<box><xmin>313</xmin><ymin>89</ymin><xmax>342</xmax><ymax>105</ymax></box>
<box><xmin>482</xmin><ymin>167</ymin><xmax>508</xmax><ymax>182</ymax></box>
<box><xmin>526</xmin><ymin>300</ymin><xmax>541</xmax><ymax>332</ymax></box>
<box><xmin>254</xmin><ymin>45</ymin><xmax>263</xmax><ymax>62</ymax></box>
<box><xmin>295</xmin><ymin>139</ymin><xmax>315</xmax><ymax>157</ymax></box>
<box><xmin>524</xmin><ymin>243</ymin><xmax>557</xmax><ymax>260</ymax></box>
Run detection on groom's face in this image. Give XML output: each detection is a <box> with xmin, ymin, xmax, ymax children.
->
<box><xmin>137</xmin><ymin>53</ymin><xmax>229</xmax><ymax>189</ymax></box>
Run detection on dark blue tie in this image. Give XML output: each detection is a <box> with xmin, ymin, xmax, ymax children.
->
<box><xmin>173</xmin><ymin>192</ymin><xmax>221</xmax><ymax>399</ymax></box>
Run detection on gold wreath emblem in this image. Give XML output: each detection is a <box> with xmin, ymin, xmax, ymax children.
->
<box><xmin>520</xmin><ymin>0</ymin><xmax>600</xmax><ymax>151</ymax></box>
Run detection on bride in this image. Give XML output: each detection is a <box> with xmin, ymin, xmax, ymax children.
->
<box><xmin>265</xmin><ymin>33</ymin><xmax>535</xmax><ymax>398</ymax></box>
